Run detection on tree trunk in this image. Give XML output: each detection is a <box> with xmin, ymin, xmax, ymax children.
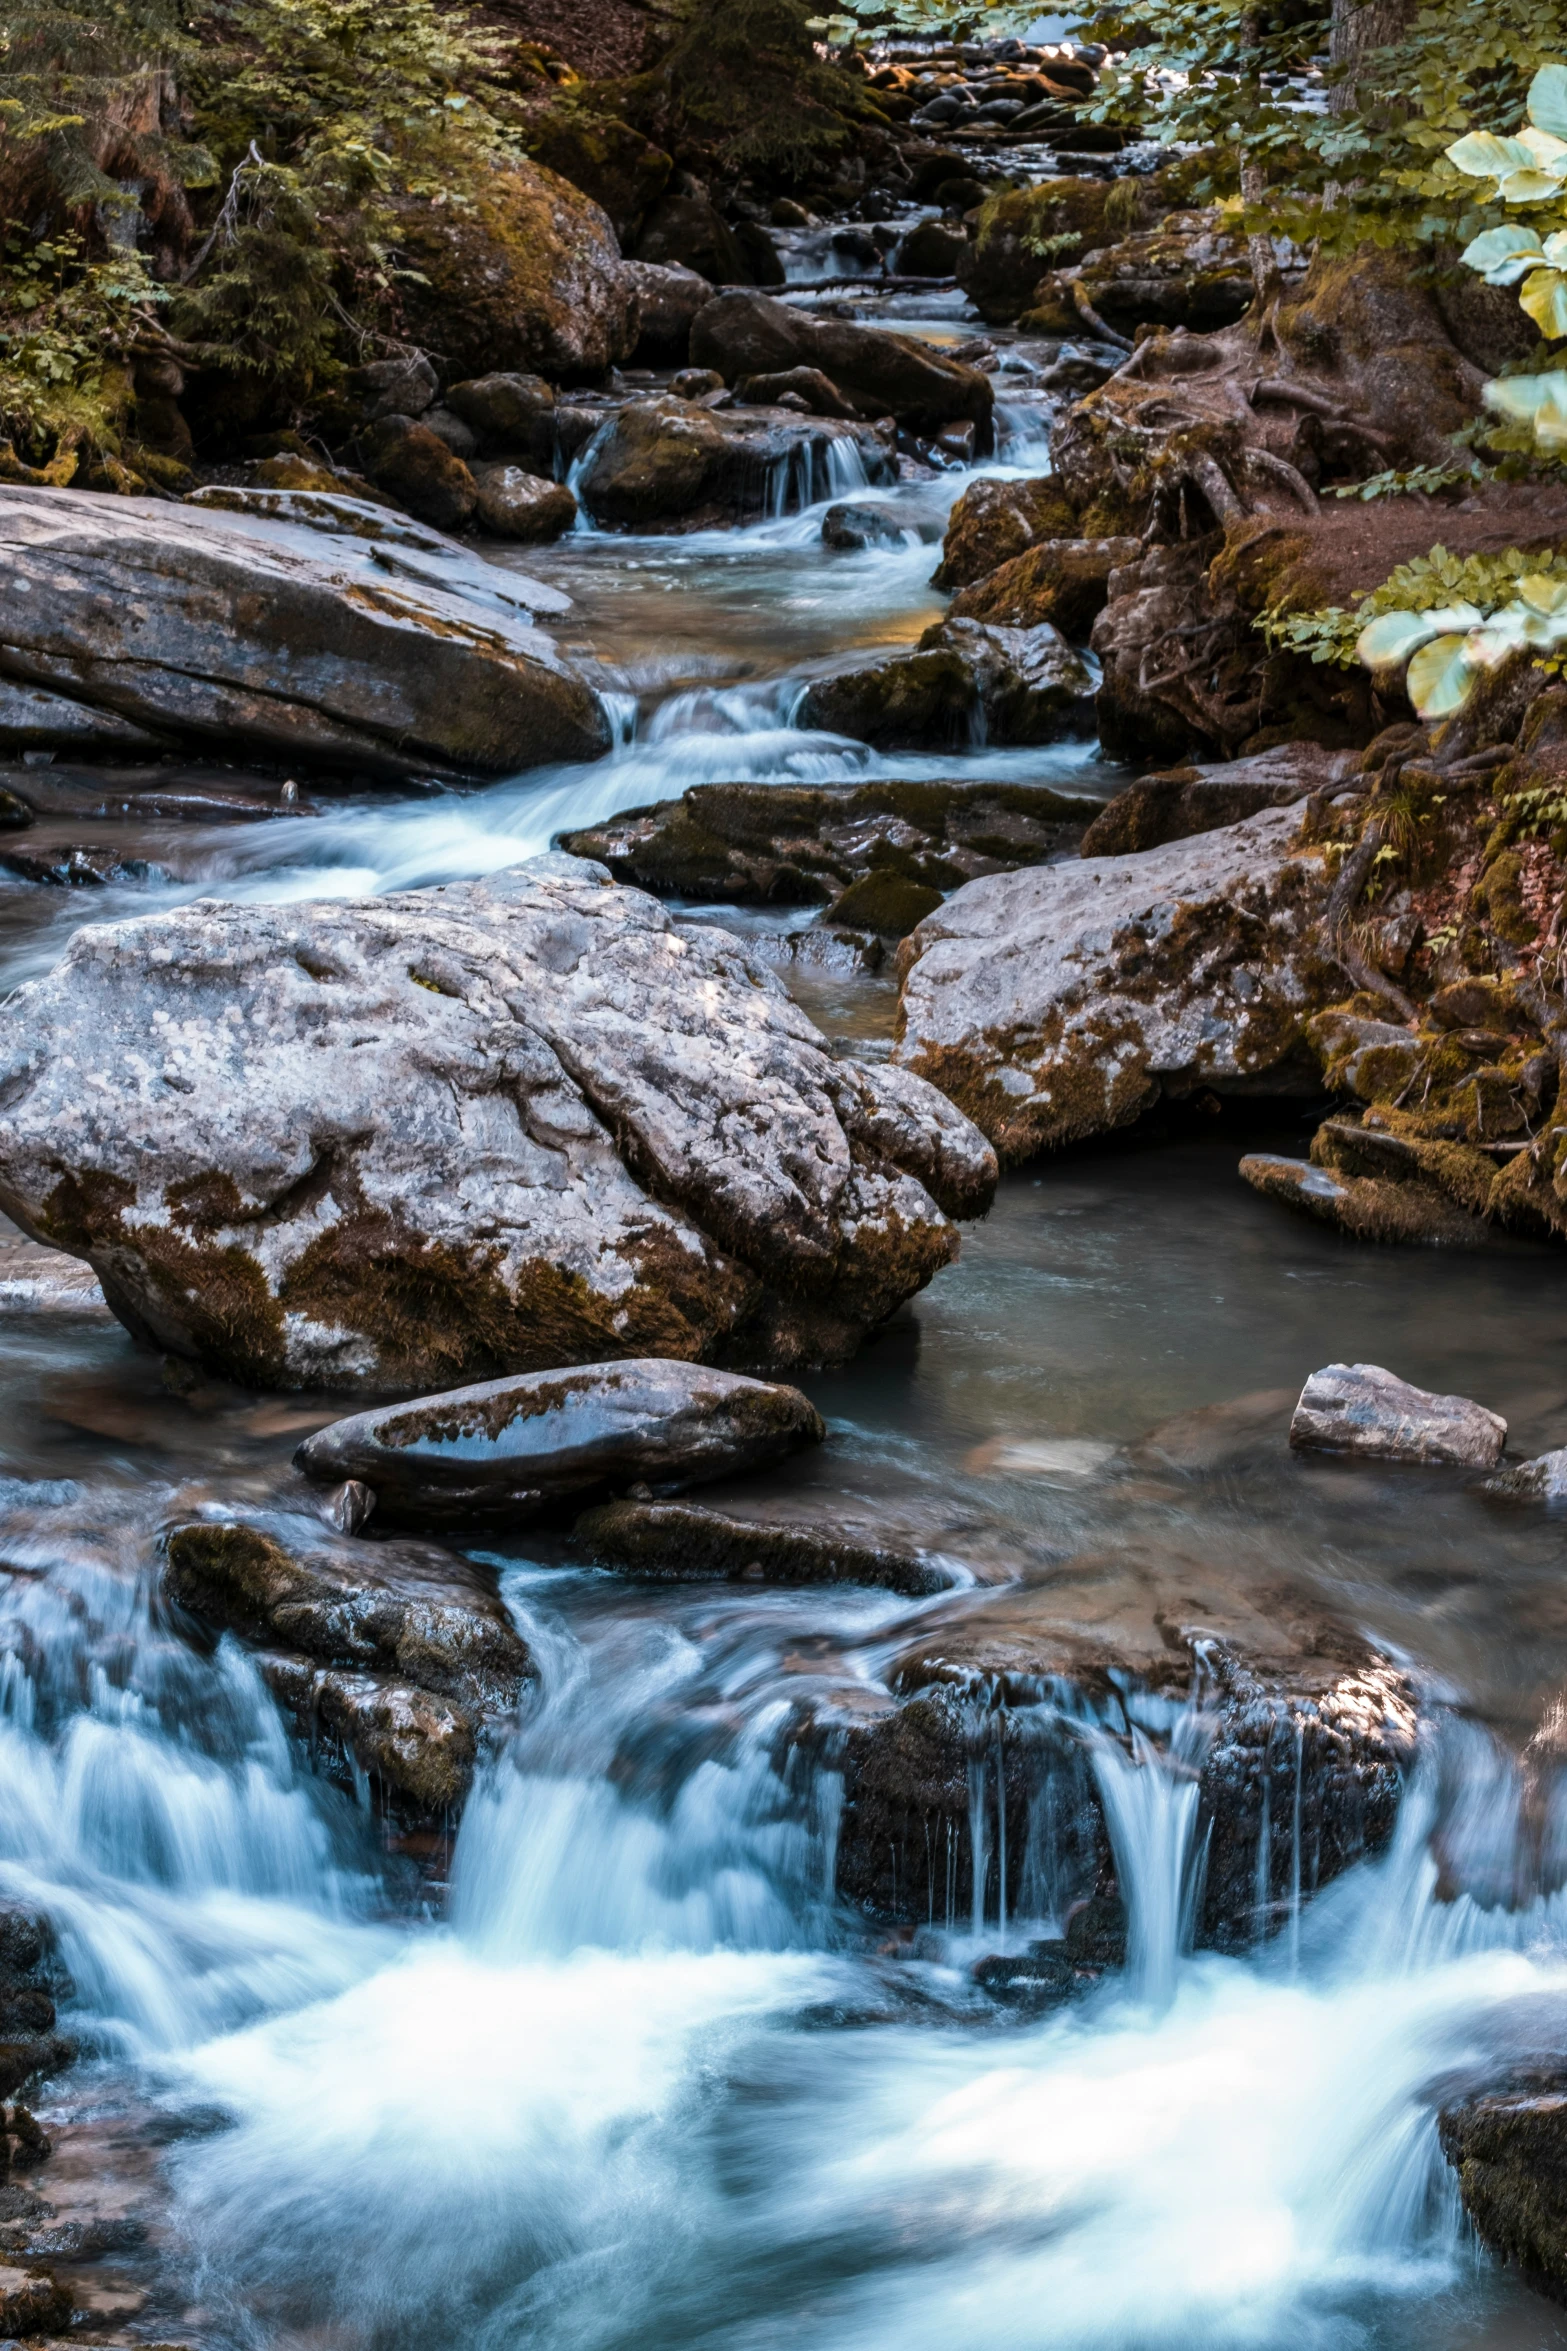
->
<box><xmin>1329</xmin><ymin>0</ymin><xmax>1415</xmax><ymax>115</ymax></box>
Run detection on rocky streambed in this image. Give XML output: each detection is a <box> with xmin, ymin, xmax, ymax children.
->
<box><xmin>2</xmin><ymin>37</ymin><xmax>1567</xmax><ymax>2351</ymax></box>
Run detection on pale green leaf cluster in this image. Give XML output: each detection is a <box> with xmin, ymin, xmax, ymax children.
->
<box><xmin>1261</xmin><ymin>548</ymin><xmax>1567</xmax><ymax>722</ymax></box>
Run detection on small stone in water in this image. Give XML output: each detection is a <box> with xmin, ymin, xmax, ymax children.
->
<box><xmin>1289</xmin><ymin>1362</ymin><xmax>1506</xmax><ymax>1468</ymax></box>
<box><xmin>327</xmin><ymin>1479</ymin><xmax>377</xmax><ymax>1535</ymax></box>
<box><xmin>1484</xmin><ymin>1446</ymin><xmax>1567</xmax><ymax>1500</ymax></box>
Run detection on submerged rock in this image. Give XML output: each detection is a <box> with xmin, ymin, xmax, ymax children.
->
<box><xmin>689</xmin><ymin>290</ymin><xmax>994</xmax><ymax>436</ymax></box>
<box><xmin>163</xmin><ymin>1512</ymin><xmax>530</xmax><ymax>1813</ymax></box>
<box><xmin>1288</xmin><ymin>1362</ymin><xmax>1506</xmax><ymax>1467</ymax></box>
<box><xmin>895</xmin><ymin>802</ymin><xmax>1331</xmax><ymax>1161</ymax></box>
<box><xmin>0</xmin><ymin>485</ymin><xmax>603</xmax><ymax>781</ymax></box>
<box><xmin>1485</xmin><ymin>1447</ymin><xmax>1567</xmax><ymax>1500</ymax></box>
<box><xmin>295</xmin><ymin>1359</ymin><xmax>824</xmax><ymax>1529</ymax></box>
<box><xmin>804</xmin><ymin>1556</ymin><xmax>1416</xmax><ymax>1942</ymax></box>
<box><xmin>559</xmin><ymin>775</ymin><xmax>1097</xmax><ymax>906</ymax></box>
<box><xmin>573</xmin><ymin>395</ymin><xmax>893</xmax><ymax>531</ymax></box>
<box><xmin>573</xmin><ymin>1496</ymin><xmax>951</xmax><ymax>1595</ymax></box>
<box><xmin>0</xmin><ymin>856</ymin><xmax>994</xmax><ymax>1390</ymax></box>
<box><xmin>1238</xmin><ymin>1153</ymin><xmax>1487</xmax><ymax>1248</ymax></box>
<box><xmin>798</xmin><ymin>618</ymin><xmax>1094</xmax><ymax>751</ymax></box>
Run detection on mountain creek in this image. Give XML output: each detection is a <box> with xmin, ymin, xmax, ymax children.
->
<box><xmin>4</xmin><ymin>24</ymin><xmax>1567</xmax><ymax>2350</ymax></box>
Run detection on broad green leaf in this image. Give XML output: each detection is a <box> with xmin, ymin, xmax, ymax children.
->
<box><xmin>1446</xmin><ymin>131</ymin><xmax>1537</xmax><ymax>178</ymax></box>
<box><xmin>1498</xmin><ymin>166</ymin><xmax>1567</xmax><ymax>203</ymax></box>
<box><xmin>1520</xmin><ymin>265</ymin><xmax>1567</xmax><ymax>337</ymax></box>
<box><xmin>1520</xmin><ymin>125</ymin><xmax>1567</xmax><ymax>166</ymax></box>
<box><xmin>1407</xmin><ymin>635</ymin><xmax>1478</xmax><ymax>718</ymax></box>
<box><xmin>1547</xmin><ymin>231</ymin><xmax>1567</xmax><ymax>267</ymax></box>
<box><xmin>1463</xmin><ymin>224</ymin><xmax>1547</xmax><ymax>283</ymax></box>
<box><xmin>1529</xmin><ymin>62</ymin><xmax>1567</xmax><ymax>142</ymax></box>
<box><xmin>1485</xmin><ymin>369</ymin><xmax>1567</xmax><ymax>451</ymax></box>
<box><xmin>1356</xmin><ymin>603</ymin><xmax>1484</xmax><ymax>668</ymax></box>
<box><xmin>1519</xmin><ymin>573</ymin><xmax>1567</xmax><ymax>615</ymax></box>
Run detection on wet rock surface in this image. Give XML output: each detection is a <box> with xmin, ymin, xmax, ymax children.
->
<box><xmin>806</xmin><ymin>1557</ymin><xmax>1417</xmax><ymax>1943</ymax></box>
<box><xmin>573</xmin><ymin>395</ymin><xmax>894</xmax><ymax>530</ymax></box>
<box><xmin>559</xmin><ymin>776</ymin><xmax>1098</xmax><ymax>907</ymax></box>
<box><xmin>1079</xmin><ymin>745</ymin><xmax>1347</xmax><ymax>856</ymax></box>
<box><xmin>1440</xmin><ymin>2073</ymin><xmax>1567</xmax><ymax>2304</ymax></box>
<box><xmin>0</xmin><ymin>855</ymin><xmax>995</xmax><ymax>1389</ymax></box>
<box><xmin>163</xmin><ymin>1512</ymin><xmax>531</xmax><ymax>1814</ymax></box>
<box><xmin>931</xmin><ymin>474</ymin><xmax>1077</xmax><ymax>591</ymax></box>
<box><xmin>689</xmin><ymin>291</ymin><xmax>994</xmax><ymax>435</ymax></box>
<box><xmin>296</xmin><ymin>1359</ymin><xmax>825</xmax><ymax>1530</ymax></box>
<box><xmin>1289</xmin><ymin>1363</ymin><xmax>1507</xmax><ymax>1468</ymax></box>
<box><xmin>798</xmin><ymin>618</ymin><xmax>1094</xmax><ymax>751</ymax></box>
<box><xmin>572</xmin><ymin>1495</ymin><xmax>951</xmax><ymax>1595</ymax></box>
<box><xmin>894</xmin><ymin>801</ymin><xmax>1332</xmax><ymax>1161</ymax></box>
<box><xmin>0</xmin><ymin>486</ymin><xmax>603</xmax><ymax>782</ymax></box>
<box><xmin>1238</xmin><ymin>1152</ymin><xmax>1487</xmax><ymax>1249</ymax></box>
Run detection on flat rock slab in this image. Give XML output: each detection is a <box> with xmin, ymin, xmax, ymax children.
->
<box><xmin>1289</xmin><ymin>1362</ymin><xmax>1506</xmax><ymax>1466</ymax></box>
<box><xmin>296</xmin><ymin>1359</ymin><xmax>824</xmax><ymax>1530</ymax></box>
<box><xmin>895</xmin><ymin>801</ymin><xmax>1333</xmax><ymax>1161</ymax></box>
<box><xmin>0</xmin><ymin>855</ymin><xmax>994</xmax><ymax>1390</ymax></box>
<box><xmin>573</xmin><ymin>1495</ymin><xmax>953</xmax><ymax>1595</ymax></box>
<box><xmin>0</xmin><ymin>485</ymin><xmax>602</xmax><ymax>780</ymax></box>
<box><xmin>559</xmin><ymin>776</ymin><xmax>1099</xmax><ymax>908</ymax></box>
<box><xmin>1239</xmin><ymin>1153</ymin><xmax>1486</xmax><ymax>1248</ymax></box>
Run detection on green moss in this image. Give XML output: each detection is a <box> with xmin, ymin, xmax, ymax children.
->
<box><xmin>827</xmin><ymin>871</ymin><xmax>943</xmax><ymax>937</ymax></box>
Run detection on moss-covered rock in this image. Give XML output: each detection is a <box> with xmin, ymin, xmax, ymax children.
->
<box><xmin>951</xmin><ymin>533</ymin><xmax>1140</xmax><ymax>639</ymax></box>
<box><xmin>635</xmin><ymin>194</ymin><xmax>749</xmax><ymax>285</ymax></box>
<box><xmin>525</xmin><ymin>109</ymin><xmax>671</xmax><ymax>244</ymax></box>
<box><xmin>826</xmin><ymin>871</ymin><xmax>944</xmax><ymax>935</ymax></box>
<box><xmin>391</xmin><ymin>160</ymin><xmax>637</xmax><ymax>383</ymax></box>
<box><xmin>361</xmin><ymin>418</ymin><xmax>478</xmax><ymax>532</ymax></box>
<box><xmin>798</xmin><ymin>618</ymin><xmax>1093</xmax><ymax>751</ymax></box>
<box><xmin>955</xmin><ymin>177</ymin><xmax>1129</xmax><ymax>324</ymax></box>
<box><xmin>931</xmin><ymin>474</ymin><xmax>1078</xmax><ymax>592</ymax></box>
<box><xmin>1030</xmin><ymin>210</ymin><xmax>1255</xmax><ymax>342</ymax></box>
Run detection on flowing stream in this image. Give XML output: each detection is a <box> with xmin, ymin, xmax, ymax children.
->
<box><xmin>5</xmin><ymin>350</ymin><xmax>1567</xmax><ymax>2348</ymax></box>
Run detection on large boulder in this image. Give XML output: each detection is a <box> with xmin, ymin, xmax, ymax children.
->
<box><xmin>573</xmin><ymin>395</ymin><xmax>893</xmax><ymax>531</ymax></box>
<box><xmin>1288</xmin><ymin>1362</ymin><xmax>1506</xmax><ymax>1466</ymax></box>
<box><xmin>624</xmin><ymin>260</ymin><xmax>712</xmax><ymax>366</ymax></box>
<box><xmin>559</xmin><ymin>775</ymin><xmax>1099</xmax><ymax>904</ymax></box>
<box><xmin>0</xmin><ymin>485</ymin><xmax>605</xmax><ymax>780</ymax></box>
<box><xmin>295</xmin><ymin>1358</ymin><xmax>824</xmax><ymax>1530</ymax></box>
<box><xmin>524</xmin><ymin>114</ymin><xmax>671</xmax><ymax>246</ymax></box>
<box><xmin>894</xmin><ymin>801</ymin><xmax>1334</xmax><ymax>1160</ymax></box>
<box><xmin>471</xmin><ymin>465</ymin><xmax>576</xmax><ymax>542</ymax></box>
<box><xmin>690</xmin><ymin>291</ymin><xmax>994</xmax><ymax>436</ymax></box>
<box><xmin>163</xmin><ymin>1512</ymin><xmax>531</xmax><ymax>1815</ymax></box>
<box><xmin>391</xmin><ymin>161</ymin><xmax>637</xmax><ymax>381</ymax></box>
<box><xmin>797</xmin><ymin>617</ymin><xmax>1094</xmax><ymax>751</ymax></box>
<box><xmin>1078</xmin><ymin>745</ymin><xmax>1347</xmax><ymax>857</ymax></box>
<box><xmin>0</xmin><ymin>856</ymin><xmax>996</xmax><ymax>1390</ymax></box>
<box><xmin>359</xmin><ymin>418</ymin><xmax>478</xmax><ymax>532</ymax></box>
<box><xmin>956</xmin><ymin>177</ymin><xmax>1130</xmax><ymax>324</ymax></box>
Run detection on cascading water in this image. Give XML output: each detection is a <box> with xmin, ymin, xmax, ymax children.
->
<box><xmin>5</xmin><ymin>291</ymin><xmax>1567</xmax><ymax>2349</ymax></box>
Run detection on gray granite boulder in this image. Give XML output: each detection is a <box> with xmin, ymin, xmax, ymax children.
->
<box><xmin>295</xmin><ymin>1358</ymin><xmax>824</xmax><ymax>1529</ymax></box>
<box><xmin>0</xmin><ymin>855</ymin><xmax>995</xmax><ymax>1390</ymax></box>
<box><xmin>894</xmin><ymin>802</ymin><xmax>1332</xmax><ymax>1161</ymax></box>
<box><xmin>1288</xmin><ymin>1363</ymin><xmax>1506</xmax><ymax>1466</ymax></box>
<box><xmin>0</xmin><ymin>485</ymin><xmax>602</xmax><ymax>780</ymax></box>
